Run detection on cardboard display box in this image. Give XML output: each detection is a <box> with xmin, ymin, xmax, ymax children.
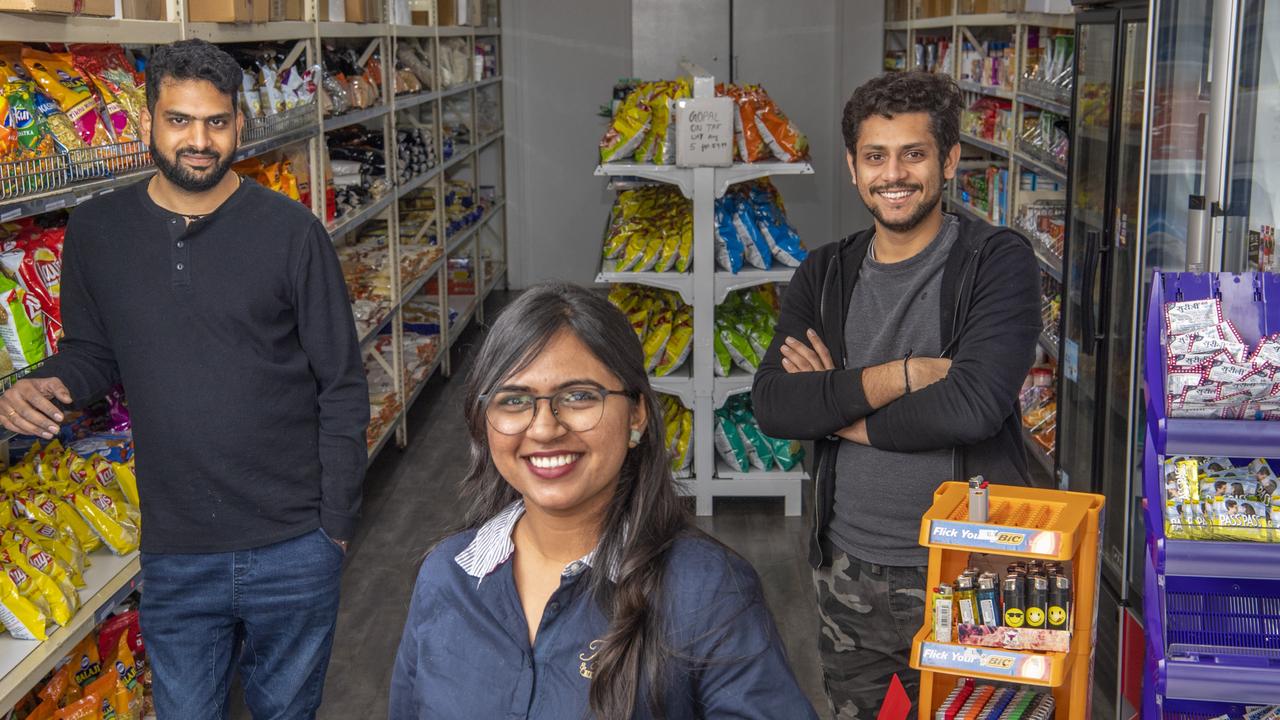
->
<box><xmin>0</xmin><ymin>0</ymin><xmax>113</xmax><ymax>16</ymax></box>
<box><xmin>268</xmin><ymin>0</ymin><xmax>301</xmax><ymax>21</ymax></box>
<box><xmin>343</xmin><ymin>0</ymin><xmax>380</xmax><ymax>23</ymax></box>
<box><xmin>120</xmin><ymin>0</ymin><xmax>165</xmax><ymax>20</ymax></box>
<box><xmin>187</xmin><ymin>0</ymin><xmax>269</xmax><ymax>22</ymax></box>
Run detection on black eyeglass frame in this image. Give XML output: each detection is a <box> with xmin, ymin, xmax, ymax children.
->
<box><xmin>479</xmin><ymin>387</ymin><xmax>640</xmax><ymax>435</ymax></box>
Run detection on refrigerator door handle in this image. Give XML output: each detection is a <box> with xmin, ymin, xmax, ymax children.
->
<box><xmin>1081</xmin><ymin>230</ymin><xmax>1104</xmax><ymax>352</ymax></box>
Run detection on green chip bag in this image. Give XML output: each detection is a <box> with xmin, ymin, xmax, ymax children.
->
<box><xmin>731</xmin><ymin>407</ymin><xmax>773</xmax><ymax>470</ymax></box>
<box><xmin>713</xmin><ymin>331</ymin><xmax>733</xmax><ymax>377</ymax></box>
<box><xmin>0</xmin><ymin>275</ymin><xmax>46</xmax><ymax>370</ymax></box>
<box><xmin>713</xmin><ymin>409</ymin><xmax>748</xmax><ymax>472</ymax></box>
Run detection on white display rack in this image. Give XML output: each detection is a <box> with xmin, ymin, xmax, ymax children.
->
<box><xmin>0</xmin><ymin>5</ymin><xmax>507</xmax><ymax>701</ymax></box>
<box><xmin>593</xmin><ymin>68</ymin><xmax>811</xmax><ymax>517</ymax></box>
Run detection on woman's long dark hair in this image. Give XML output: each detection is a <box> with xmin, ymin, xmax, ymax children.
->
<box><xmin>460</xmin><ymin>282</ymin><xmax>690</xmax><ymax>719</ymax></box>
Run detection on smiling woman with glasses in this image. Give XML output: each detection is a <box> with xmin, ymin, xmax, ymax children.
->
<box><xmin>389</xmin><ymin>282</ymin><xmax>817</xmax><ymax>720</ymax></box>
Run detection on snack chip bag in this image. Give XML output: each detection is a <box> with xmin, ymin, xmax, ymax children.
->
<box><xmin>732</xmin><ymin>410</ymin><xmax>774</xmax><ymax>470</ymax></box>
<box><xmin>600</xmin><ymin>88</ymin><xmax>652</xmax><ymax>163</ymax></box>
<box><xmin>0</xmin><ymin>273</ymin><xmax>47</xmax><ymax>370</ymax></box>
<box><xmin>1</xmin><ymin>548</ymin><xmax>73</xmax><ymax>626</ymax></box>
<box><xmin>98</xmin><ymin>609</ymin><xmax>143</xmax><ymax>662</ymax></box>
<box><xmin>713</xmin><ymin>409</ymin><xmax>749</xmax><ymax>472</ymax></box>
<box><xmin>727</xmin><ymin>194</ymin><xmax>772</xmax><ymax>269</ymax></box>
<box><xmin>26</xmin><ymin>699</ymin><xmax>57</xmax><ymax>720</ymax></box>
<box><xmin>21</xmin><ymin>49</ymin><xmax>108</xmax><ymax>146</ymax></box>
<box><xmin>674</xmin><ymin>409</ymin><xmax>693</xmax><ymax>471</ymax></box>
<box><xmin>722</xmin><ymin>84</ymin><xmax>766</xmax><ymax>163</ymax></box>
<box><xmin>642</xmin><ymin>308</ymin><xmax>674</xmax><ymax>373</ymax></box>
<box><xmin>655</xmin><ymin>306</ymin><xmax>693</xmax><ymax>377</ymax></box>
<box><xmin>70</xmin><ymin>634</ymin><xmax>103</xmax><ymax>688</ymax></box>
<box><xmin>51</xmin><ymin>693</ymin><xmax>102</xmax><ymax>720</ymax></box>
<box><xmin>15</xmin><ymin>491</ymin><xmax>100</xmax><ymax>553</ymax></box>
<box><xmin>109</xmin><ymin>632</ymin><xmax>142</xmax><ymax>719</ymax></box>
<box><xmin>4</xmin><ymin>80</ymin><xmax>57</xmax><ymax>159</ymax></box>
<box><xmin>752</xmin><ymin>88</ymin><xmax>809</xmax><ymax>162</ymax></box>
<box><xmin>712</xmin><ymin>332</ymin><xmax>733</xmax><ymax>377</ymax></box>
<box><xmin>714</xmin><ymin>208</ymin><xmax>745</xmax><ymax>274</ymax></box>
<box><xmin>6</xmin><ymin>528</ymin><xmax>83</xmax><ymax>590</ymax></box>
<box><xmin>109</xmin><ymin>460</ymin><xmax>139</xmax><ymax>508</ymax></box>
<box><xmin>69</xmin><ymin>488</ymin><xmax>139</xmax><ymax>556</ymax></box>
<box><xmin>38</xmin><ymin>661</ymin><xmax>79</xmax><ymax>706</ymax></box>
<box><xmin>765</xmin><ymin>432</ymin><xmax>803</xmax><ymax>471</ymax></box>
<box><xmin>84</xmin><ymin>675</ymin><xmax>121</xmax><ymax>720</ymax></box>
<box><xmin>718</xmin><ymin>321</ymin><xmax>760</xmax><ymax>373</ymax></box>
<box><xmin>0</xmin><ymin>563</ymin><xmax>47</xmax><ymax>640</ymax></box>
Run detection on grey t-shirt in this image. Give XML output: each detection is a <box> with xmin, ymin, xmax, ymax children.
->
<box><xmin>827</xmin><ymin>215</ymin><xmax>959</xmax><ymax>567</ymax></box>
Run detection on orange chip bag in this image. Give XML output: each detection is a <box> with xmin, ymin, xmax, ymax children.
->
<box><xmin>37</xmin><ymin>662</ymin><xmax>75</xmax><ymax>706</ymax></box>
<box><xmin>25</xmin><ymin>698</ymin><xmax>57</xmax><ymax>720</ymax></box>
<box><xmin>724</xmin><ymin>84</ymin><xmax>767</xmax><ymax>163</ymax></box>
<box><xmin>70</xmin><ymin>634</ymin><xmax>103</xmax><ymax>688</ymax></box>
<box><xmin>51</xmin><ymin>693</ymin><xmax>102</xmax><ymax>720</ymax></box>
<box><xmin>109</xmin><ymin>634</ymin><xmax>142</xmax><ymax>720</ymax></box>
<box><xmin>21</xmin><ymin>49</ymin><xmax>109</xmax><ymax>146</ymax></box>
<box><xmin>752</xmin><ymin>88</ymin><xmax>808</xmax><ymax>162</ymax></box>
<box><xmin>85</xmin><ymin>675</ymin><xmax>124</xmax><ymax>720</ymax></box>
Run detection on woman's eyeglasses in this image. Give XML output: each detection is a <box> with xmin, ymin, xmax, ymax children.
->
<box><xmin>482</xmin><ymin>387</ymin><xmax>637</xmax><ymax>435</ymax></box>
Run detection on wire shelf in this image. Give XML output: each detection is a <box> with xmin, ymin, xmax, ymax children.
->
<box><xmin>0</xmin><ymin>142</ymin><xmax>151</xmax><ymax>202</ymax></box>
<box><xmin>241</xmin><ymin>102</ymin><xmax>317</xmax><ymax>144</ymax></box>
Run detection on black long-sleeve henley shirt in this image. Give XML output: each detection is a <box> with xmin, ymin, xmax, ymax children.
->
<box><xmin>30</xmin><ymin>178</ymin><xmax>370</xmax><ymax>554</ymax></box>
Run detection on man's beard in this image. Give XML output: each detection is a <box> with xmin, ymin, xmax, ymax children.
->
<box><xmin>865</xmin><ymin>182</ymin><xmax>942</xmax><ymax>233</ymax></box>
<box><xmin>151</xmin><ymin>132</ymin><xmax>236</xmax><ymax>193</ymax></box>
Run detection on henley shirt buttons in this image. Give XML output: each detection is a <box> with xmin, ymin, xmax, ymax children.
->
<box><xmin>176</xmin><ymin>263</ymin><xmax>184</xmax><ymax>271</ymax></box>
<box><xmin>177</xmin><ymin>241</ymin><xmax>185</xmax><ymax>248</ymax></box>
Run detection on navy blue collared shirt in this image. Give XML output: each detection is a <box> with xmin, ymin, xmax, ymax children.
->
<box><xmin>389</xmin><ymin>502</ymin><xmax>818</xmax><ymax>719</ymax></box>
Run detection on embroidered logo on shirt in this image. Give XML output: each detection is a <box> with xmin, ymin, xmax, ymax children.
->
<box><xmin>579</xmin><ymin>639</ymin><xmax>603</xmax><ymax>680</ymax></box>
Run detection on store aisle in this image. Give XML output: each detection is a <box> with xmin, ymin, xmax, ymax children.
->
<box><xmin>228</xmin><ymin>293</ymin><xmax>829</xmax><ymax>719</ymax></box>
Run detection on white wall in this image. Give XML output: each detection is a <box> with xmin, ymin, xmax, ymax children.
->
<box><xmin>836</xmin><ymin>1</ymin><xmax>883</xmax><ymax>238</ymax></box>
<box><xmin>501</xmin><ymin>0</ymin><xmax>633</xmax><ymax>288</ymax></box>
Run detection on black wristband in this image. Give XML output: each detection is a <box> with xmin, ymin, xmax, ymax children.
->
<box><xmin>903</xmin><ymin>353</ymin><xmax>912</xmax><ymax>394</ymax></box>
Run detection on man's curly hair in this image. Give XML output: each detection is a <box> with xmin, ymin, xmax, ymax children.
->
<box><xmin>842</xmin><ymin>71</ymin><xmax>964</xmax><ymax>163</ymax></box>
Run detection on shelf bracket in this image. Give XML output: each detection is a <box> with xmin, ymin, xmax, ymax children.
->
<box><xmin>357</xmin><ymin>38</ymin><xmax>380</xmax><ymax>70</ymax></box>
<box><xmin>367</xmin><ymin>344</ymin><xmax>395</xmax><ymax>378</ymax></box>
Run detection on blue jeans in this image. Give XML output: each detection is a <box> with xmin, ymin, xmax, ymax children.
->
<box><xmin>139</xmin><ymin>528</ymin><xmax>345</xmax><ymax>720</ymax></box>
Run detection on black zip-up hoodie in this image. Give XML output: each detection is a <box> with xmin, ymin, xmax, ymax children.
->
<box><xmin>751</xmin><ymin>213</ymin><xmax>1042</xmax><ymax>569</ymax></box>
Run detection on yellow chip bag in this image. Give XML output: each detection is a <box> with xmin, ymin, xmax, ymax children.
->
<box><xmin>70</xmin><ymin>489</ymin><xmax>139</xmax><ymax>556</ymax></box>
<box><xmin>6</xmin><ymin>528</ymin><xmax>83</xmax><ymax>591</ymax></box>
<box><xmin>109</xmin><ymin>461</ymin><xmax>138</xmax><ymax>508</ymax></box>
<box><xmin>0</xmin><ymin>564</ymin><xmax>48</xmax><ymax>640</ymax></box>
<box><xmin>109</xmin><ymin>634</ymin><xmax>142</xmax><ymax>720</ymax></box>
<box><xmin>600</xmin><ymin>85</ymin><xmax>652</xmax><ymax>163</ymax></box>
<box><xmin>15</xmin><ymin>491</ymin><xmax>101</xmax><ymax>553</ymax></box>
<box><xmin>14</xmin><ymin>520</ymin><xmax>87</xmax><ymax>579</ymax></box>
<box><xmin>655</xmin><ymin>306</ymin><xmax>693</xmax><ymax>377</ymax></box>
<box><xmin>1</xmin><ymin>550</ymin><xmax>72</xmax><ymax>626</ymax></box>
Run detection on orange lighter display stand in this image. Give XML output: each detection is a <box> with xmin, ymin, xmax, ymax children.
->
<box><xmin>908</xmin><ymin>481</ymin><xmax>1104</xmax><ymax>719</ymax></box>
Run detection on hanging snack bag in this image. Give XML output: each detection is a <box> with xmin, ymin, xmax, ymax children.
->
<box><xmin>84</xmin><ymin>675</ymin><xmax>122</xmax><ymax>720</ymax></box>
<box><xmin>600</xmin><ymin>87</ymin><xmax>652</xmax><ymax>163</ymax></box>
<box><xmin>21</xmin><ymin>49</ymin><xmax>110</xmax><ymax>146</ymax></box>
<box><xmin>109</xmin><ymin>633</ymin><xmax>143</xmax><ymax>719</ymax></box>
<box><xmin>713</xmin><ymin>409</ymin><xmax>748</xmax><ymax>472</ymax></box>
<box><xmin>0</xmin><ymin>274</ymin><xmax>47</xmax><ymax>370</ymax></box>
<box><xmin>31</xmin><ymin>90</ymin><xmax>87</xmax><ymax>154</ymax></box>
<box><xmin>752</xmin><ymin>88</ymin><xmax>809</xmax><ymax>162</ymax></box>
<box><xmin>50</xmin><ymin>693</ymin><xmax>102</xmax><ymax>720</ymax></box>
<box><xmin>730</xmin><ymin>406</ymin><xmax>774</xmax><ymax>470</ymax></box>
<box><xmin>69</xmin><ymin>634</ymin><xmax>103</xmax><ymax>688</ymax></box>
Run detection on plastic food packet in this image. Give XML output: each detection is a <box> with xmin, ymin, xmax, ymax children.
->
<box><xmin>600</xmin><ymin>88</ymin><xmax>652</xmax><ymax>163</ymax></box>
<box><xmin>4</xmin><ymin>81</ymin><xmax>57</xmax><ymax>158</ymax></box>
<box><xmin>766</xmin><ymin>432</ymin><xmax>803</xmax><ymax>471</ymax></box>
<box><xmin>109</xmin><ymin>632</ymin><xmax>143</xmax><ymax>719</ymax></box>
<box><xmin>655</xmin><ymin>306</ymin><xmax>693</xmax><ymax>377</ymax></box>
<box><xmin>714</xmin><ymin>208</ymin><xmax>745</xmax><ymax>273</ymax></box>
<box><xmin>713</xmin><ymin>332</ymin><xmax>733</xmax><ymax>377</ymax></box>
<box><xmin>85</xmin><ymin>74</ymin><xmax>135</xmax><ymax>143</ymax></box>
<box><xmin>14</xmin><ymin>521</ymin><xmax>86</xmax><ymax>580</ymax></box>
<box><xmin>729</xmin><ymin>195</ymin><xmax>772</xmax><ymax>269</ymax></box>
<box><xmin>15</xmin><ymin>491</ymin><xmax>101</xmax><ymax>553</ymax></box>
<box><xmin>718</xmin><ymin>321</ymin><xmax>760</xmax><ymax>373</ymax></box>
<box><xmin>1</xmin><ymin>547</ymin><xmax>74</xmax><ymax>625</ymax></box>
<box><xmin>109</xmin><ymin>460</ymin><xmax>139</xmax><ymax>508</ymax></box>
<box><xmin>675</xmin><ymin>409</ymin><xmax>693</xmax><ymax>471</ymax></box>
<box><xmin>98</xmin><ymin>609</ymin><xmax>144</xmax><ymax>662</ymax></box>
<box><xmin>51</xmin><ymin>693</ymin><xmax>102</xmax><ymax>720</ymax></box>
<box><xmin>732</xmin><ymin>410</ymin><xmax>774</xmax><ymax>470</ymax></box>
<box><xmin>69</xmin><ymin>488</ymin><xmax>139</xmax><ymax>556</ymax></box>
<box><xmin>713</xmin><ymin>410</ymin><xmax>749</xmax><ymax>472</ymax></box>
<box><xmin>633</xmin><ymin>83</ymin><xmax>661</xmax><ymax>163</ymax></box>
<box><xmin>6</xmin><ymin>528</ymin><xmax>83</xmax><ymax>590</ymax></box>
<box><xmin>21</xmin><ymin>49</ymin><xmax>109</xmax><ymax>146</ymax></box>
<box><xmin>0</xmin><ymin>274</ymin><xmax>48</xmax><ymax>370</ymax></box>
<box><xmin>752</xmin><ymin>88</ymin><xmax>809</xmax><ymax>161</ymax></box>
<box><xmin>656</xmin><ymin>219</ymin><xmax>682</xmax><ymax>273</ymax></box>
<box><xmin>84</xmin><ymin>676</ymin><xmax>121</xmax><ymax>720</ymax></box>
<box><xmin>642</xmin><ymin>308</ymin><xmax>673</xmax><ymax>373</ymax></box>
<box><xmin>675</xmin><ymin>213</ymin><xmax>694</xmax><ymax>272</ymax></box>
<box><xmin>38</xmin><ymin>661</ymin><xmax>79</xmax><ymax>706</ymax></box>
<box><xmin>0</xmin><ymin>563</ymin><xmax>47</xmax><ymax>640</ymax></box>
<box><xmin>731</xmin><ymin>85</ymin><xmax>768</xmax><ymax>162</ymax></box>
<box><xmin>70</xmin><ymin>634</ymin><xmax>103</xmax><ymax>688</ymax></box>
<box><xmin>26</xmin><ymin>699</ymin><xmax>57</xmax><ymax>720</ymax></box>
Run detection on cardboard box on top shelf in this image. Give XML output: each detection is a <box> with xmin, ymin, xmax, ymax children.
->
<box><xmin>187</xmin><ymin>0</ymin><xmax>250</xmax><ymax>22</ymax></box>
<box><xmin>885</xmin><ymin>0</ymin><xmax>909</xmax><ymax>21</ymax></box>
<box><xmin>915</xmin><ymin>0</ymin><xmax>951</xmax><ymax>18</ymax></box>
<box><xmin>269</xmin><ymin>0</ymin><xmax>303</xmax><ymax>21</ymax></box>
<box><xmin>344</xmin><ymin>0</ymin><xmax>381</xmax><ymax>23</ymax></box>
<box><xmin>316</xmin><ymin>0</ymin><xmax>343</xmax><ymax>21</ymax></box>
<box><xmin>0</xmin><ymin>0</ymin><xmax>112</xmax><ymax>15</ymax></box>
<box><xmin>119</xmin><ymin>0</ymin><xmax>165</xmax><ymax>20</ymax></box>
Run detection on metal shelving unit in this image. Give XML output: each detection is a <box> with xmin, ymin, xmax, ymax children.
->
<box><xmin>594</xmin><ymin>70</ymin><xmax>811</xmax><ymax>517</ymax></box>
<box><xmin>0</xmin><ymin>0</ymin><xmax>505</xmax><ymax>700</ymax></box>
<box><xmin>887</xmin><ymin>2</ymin><xmax>1072</xmax><ymax>482</ymax></box>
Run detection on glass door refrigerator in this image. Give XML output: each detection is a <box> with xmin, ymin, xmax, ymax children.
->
<box><xmin>1057</xmin><ymin>2</ymin><xmax>1149</xmax><ymax>716</ymax></box>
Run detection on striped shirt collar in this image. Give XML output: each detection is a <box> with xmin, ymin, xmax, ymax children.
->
<box><xmin>455</xmin><ymin>501</ymin><xmax>610</xmax><ymax>586</ymax></box>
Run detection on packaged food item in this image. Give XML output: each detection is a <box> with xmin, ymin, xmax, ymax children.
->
<box><xmin>713</xmin><ymin>410</ymin><xmax>748</xmax><ymax>472</ymax></box>
<box><xmin>717</xmin><ymin>320</ymin><xmax>760</xmax><ymax>373</ymax></box>
<box><xmin>51</xmin><ymin>693</ymin><xmax>102</xmax><ymax>720</ymax></box>
<box><xmin>98</xmin><ymin>609</ymin><xmax>144</xmax><ymax>662</ymax></box>
<box><xmin>725</xmin><ymin>84</ymin><xmax>767</xmax><ymax>163</ymax></box>
<box><xmin>70</xmin><ymin>488</ymin><xmax>140</xmax><ymax>556</ymax></box>
<box><xmin>673</xmin><ymin>409</ymin><xmax>693</xmax><ymax>471</ymax></box>
<box><xmin>6</xmin><ymin>527</ymin><xmax>83</xmax><ymax>590</ymax></box>
<box><xmin>21</xmin><ymin>49</ymin><xmax>109</xmax><ymax>146</ymax></box>
<box><xmin>732</xmin><ymin>409</ymin><xmax>773</xmax><ymax>470</ymax></box>
<box><xmin>713</xmin><ymin>332</ymin><xmax>733</xmax><ymax>377</ymax></box>
<box><xmin>14</xmin><ymin>521</ymin><xmax>86</xmax><ymax>581</ymax></box>
<box><xmin>714</xmin><ymin>208</ymin><xmax>745</xmax><ymax>273</ymax></box>
<box><xmin>654</xmin><ymin>306</ymin><xmax>692</xmax><ymax>377</ymax></box>
<box><xmin>642</xmin><ymin>307</ymin><xmax>673</xmax><ymax>373</ymax></box>
<box><xmin>0</xmin><ymin>274</ymin><xmax>47</xmax><ymax>370</ymax></box>
<box><xmin>14</xmin><ymin>490</ymin><xmax>100</xmax><ymax>553</ymax></box>
<box><xmin>1</xmin><ymin>547</ymin><xmax>73</xmax><ymax>625</ymax></box>
<box><xmin>0</xmin><ymin>563</ymin><xmax>47</xmax><ymax>640</ymax></box>
<box><xmin>4</xmin><ymin>80</ymin><xmax>57</xmax><ymax>158</ymax></box>
<box><xmin>108</xmin><ymin>632</ymin><xmax>143</xmax><ymax>719</ymax></box>
<box><xmin>727</xmin><ymin>194</ymin><xmax>771</xmax><ymax>269</ymax></box>
<box><xmin>69</xmin><ymin>634</ymin><xmax>103</xmax><ymax>687</ymax></box>
<box><xmin>600</xmin><ymin>86</ymin><xmax>651</xmax><ymax>163</ymax></box>
<box><xmin>26</xmin><ymin>699</ymin><xmax>57</xmax><ymax>720</ymax></box>
<box><xmin>109</xmin><ymin>460</ymin><xmax>139</xmax><ymax>508</ymax></box>
<box><xmin>752</xmin><ymin>88</ymin><xmax>809</xmax><ymax>162</ymax></box>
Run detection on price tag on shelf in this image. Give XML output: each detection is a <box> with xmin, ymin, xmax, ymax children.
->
<box><xmin>675</xmin><ymin>97</ymin><xmax>733</xmax><ymax>168</ymax></box>
<box><xmin>927</xmin><ymin>519</ymin><xmax>1063</xmax><ymax>556</ymax></box>
<box><xmin>918</xmin><ymin>641</ymin><xmax>1053</xmax><ymax>683</ymax></box>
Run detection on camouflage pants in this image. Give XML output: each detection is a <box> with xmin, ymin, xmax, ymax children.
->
<box><xmin>813</xmin><ymin>549</ymin><xmax>927</xmax><ymax>720</ymax></box>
